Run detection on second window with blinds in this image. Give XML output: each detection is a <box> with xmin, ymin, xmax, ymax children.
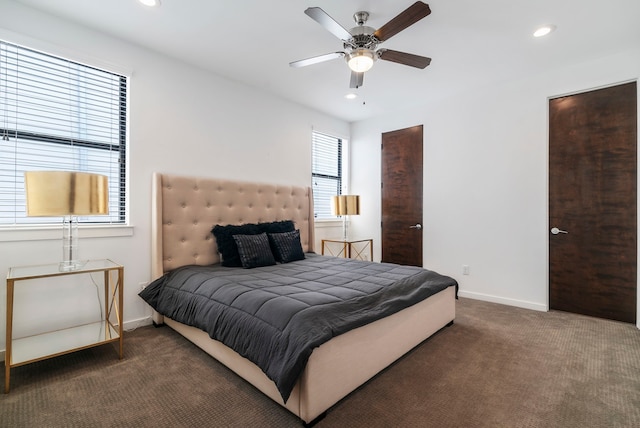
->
<box><xmin>311</xmin><ymin>131</ymin><xmax>347</xmax><ymax>220</ymax></box>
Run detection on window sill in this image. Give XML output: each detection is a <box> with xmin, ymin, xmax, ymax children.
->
<box><xmin>315</xmin><ymin>219</ymin><xmax>344</xmax><ymax>228</ymax></box>
<box><xmin>0</xmin><ymin>225</ymin><xmax>134</xmax><ymax>242</ymax></box>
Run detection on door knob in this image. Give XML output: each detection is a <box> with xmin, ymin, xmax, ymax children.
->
<box><xmin>410</xmin><ymin>224</ymin><xmax>422</xmax><ymax>230</ymax></box>
<box><xmin>550</xmin><ymin>227</ymin><xmax>568</xmax><ymax>235</ymax></box>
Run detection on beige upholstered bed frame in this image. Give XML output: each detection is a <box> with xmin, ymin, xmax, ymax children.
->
<box><xmin>150</xmin><ymin>173</ymin><xmax>456</xmax><ymax>424</ymax></box>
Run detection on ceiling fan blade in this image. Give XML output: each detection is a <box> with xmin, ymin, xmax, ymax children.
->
<box><xmin>289</xmin><ymin>52</ymin><xmax>345</xmax><ymax>68</ymax></box>
<box><xmin>377</xmin><ymin>49</ymin><xmax>431</xmax><ymax>69</ymax></box>
<box><xmin>305</xmin><ymin>7</ymin><xmax>353</xmax><ymax>41</ymax></box>
<box><xmin>373</xmin><ymin>1</ymin><xmax>431</xmax><ymax>42</ymax></box>
<box><xmin>349</xmin><ymin>71</ymin><xmax>364</xmax><ymax>89</ymax></box>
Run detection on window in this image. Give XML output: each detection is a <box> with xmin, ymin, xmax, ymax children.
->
<box><xmin>0</xmin><ymin>40</ymin><xmax>127</xmax><ymax>226</ymax></box>
<box><xmin>312</xmin><ymin>131</ymin><xmax>343</xmax><ymax>219</ymax></box>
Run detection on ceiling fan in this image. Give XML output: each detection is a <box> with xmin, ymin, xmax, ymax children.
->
<box><xmin>289</xmin><ymin>1</ymin><xmax>432</xmax><ymax>89</ymax></box>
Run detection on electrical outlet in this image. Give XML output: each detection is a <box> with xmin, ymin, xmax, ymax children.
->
<box><xmin>462</xmin><ymin>265</ymin><xmax>470</xmax><ymax>275</ymax></box>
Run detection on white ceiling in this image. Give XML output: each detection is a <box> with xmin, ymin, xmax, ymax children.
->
<box><xmin>14</xmin><ymin>0</ymin><xmax>640</xmax><ymax>122</ymax></box>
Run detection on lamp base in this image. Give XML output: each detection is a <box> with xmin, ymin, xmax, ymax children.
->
<box><xmin>59</xmin><ymin>260</ymin><xmax>86</xmax><ymax>272</ymax></box>
<box><xmin>61</xmin><ymin>216</ymin><xmax>82</xmax><ymax>271</ymax></box>
<box><xmin>342</xmin><ymin>215</ymin><xmax>350</xmax><ymax>241</ymax></box>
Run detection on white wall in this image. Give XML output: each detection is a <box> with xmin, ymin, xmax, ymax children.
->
<box><xmin>0</xmin><ymin>3</ymin><xmax>349</xmax><ymax>353</ymax></box>
<box><xmin>350</xmin><ymin>47</ymin><xmax>640</xmax><ymax>326</ymax></box>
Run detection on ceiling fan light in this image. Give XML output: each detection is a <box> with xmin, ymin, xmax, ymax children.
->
<box><xmin>347</xmin><ymin>50</ymin><xmax>374</xmax><ymax>73</ymax></box>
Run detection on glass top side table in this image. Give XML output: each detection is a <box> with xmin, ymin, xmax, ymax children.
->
<box><xmin>5</xmin><ymin>259</ymin><xmax>124</xmax><ymax>393</ymax></box>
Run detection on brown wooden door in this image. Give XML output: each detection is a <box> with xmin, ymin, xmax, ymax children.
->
<box><xmin>381</xmin><ymin>125</ymin><xmax>423</xmax><ymax>266</ymax></box>
<box><xmin>549</xmin><ymin>82</ymin><xmax>637</xmax><ymax>323</ymax></box>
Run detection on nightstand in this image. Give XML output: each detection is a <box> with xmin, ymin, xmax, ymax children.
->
<box><xmin>5</xmin><ymin>259</ymin><xmax>123</xmax><ymax>393</ymax></box>
<box><xmin>321</xmin><ymin>238</ymin><xmax>373</xmax><ymax>261</ymax></box>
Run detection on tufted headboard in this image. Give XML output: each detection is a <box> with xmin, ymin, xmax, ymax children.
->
<box><xmin>151</xmin><ymin>173</ymin><xmax>315</xmax><ymax>281</ymax></box>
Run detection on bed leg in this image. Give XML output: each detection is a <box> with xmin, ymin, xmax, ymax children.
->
<box><xmin>302</xmin><ymin>412</ymin><xmax>326</xmax><ymax>427</ymax></box>
<box><xmin>152</xmin><ymin>321</ymin><xmax>166</xmax><ymax>328</ymax></box>
<box><xmin>446</xmin><ymin>320</ymin><xmax>454</xmax><ymax>327</ymax></box>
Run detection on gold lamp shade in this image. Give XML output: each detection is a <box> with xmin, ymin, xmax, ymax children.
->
<box><xmin>331</xmin><ymin>195</ymin><xmax>360</xmax><ymax>216</ymax></box>
<box><xmin>25</xmin><ymin>171</ymin><xmax>109</xmax><ymax>216</ymax></box>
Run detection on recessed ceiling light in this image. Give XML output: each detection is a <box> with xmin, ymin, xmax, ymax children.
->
<box><xmin>138</xmin><ymin>0</ymin><xmax>161</xmax><ymax>7</ymax></box>
<box><xmin>533</xmin><ymin>24</ymin><xmax>556</xmax><ymax>38</ymax></box>
<box><xmin>345</xmin><ymin>93</ymin><xmax>358</xmax><ymax>100</ymax></box>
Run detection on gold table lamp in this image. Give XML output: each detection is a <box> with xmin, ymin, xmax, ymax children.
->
<box><xmin>331</xmin><ymin>194</ymin><xmax>360</xmax><ymax>240</ymax></box>
<box><xmin>25</xmin><ymin>171</ymin><xmax>109</xmax><ymax>271</ymax></box>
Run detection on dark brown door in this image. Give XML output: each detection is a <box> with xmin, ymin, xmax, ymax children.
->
<box><xmin>549</xmin><ymin>82</ymin><xmax>637</xmax><ymax>323</ymax></box>
<box><xmin>381</xmin><ymin>125</ymin><xmax>423</xmax><ymax>266</ymax></box>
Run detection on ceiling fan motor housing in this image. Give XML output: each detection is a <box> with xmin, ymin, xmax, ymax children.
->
<box><xmin>346</xmin><ymin>26</ymin><xmax>378</xmax><ymax>49</ymax></box>
<box><xmin>344</xmin><ymin>25</ymin><xmax>378</xmax><ymax>72</ymax></box>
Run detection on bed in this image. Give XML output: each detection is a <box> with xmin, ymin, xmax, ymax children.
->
<box><xmin>144</xmin><ymin>172</ymin><xmax>457</xmax><ymax>425</ymax></box>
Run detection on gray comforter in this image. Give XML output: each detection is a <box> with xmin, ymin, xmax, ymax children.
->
<box><xmin>139</xmin><ymin>253</ymin><xmax>457</xmax><ymax>402</ymax></box>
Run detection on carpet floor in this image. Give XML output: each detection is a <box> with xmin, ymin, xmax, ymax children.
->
<box><xmin>1</xmin><ymin>297</ymin><xmax>639</xmax><ymax>427</ymax></box>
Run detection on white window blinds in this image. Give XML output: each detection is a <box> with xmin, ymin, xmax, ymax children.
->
<box><xmin>0</xmin><ymin>40</ymin><xmax>127</xmax><ymax>225</ymax></box>
<box><xmin>312</xmin><ymin>131</ymin><xmax>342</xmax><ymax>219</ymax></box>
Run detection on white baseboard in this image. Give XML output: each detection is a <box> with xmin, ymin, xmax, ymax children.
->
<box><xmin>458</xmin><ymin>290</ymin><xmax>548</xmax><ymax>312</ymax></box>
<box><xmin>124</xmin><ymin>316</ymin><xmax>154</xmax><ymax>331</ymax></box>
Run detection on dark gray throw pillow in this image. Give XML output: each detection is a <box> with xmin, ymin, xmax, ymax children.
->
<box><xmin>212</xmin><ymin>220</ymin><xmax>294</xmax><ymax>267</ymax></box>
<box><xmin>233</xmin><ymin>233</ymin><xmax>276</xmax><ymax>269</ymax></box>
<box><xmin>212</xmin><ymin>223</ymin><xmax>261</xmax><ymax>267</ymax></box>
<box><xmin>268</xmin><ymin>230</ymin><xmax>305</xmax><ymax>263</ymax></box>
<box><xmin>258</xmin><ymin>220</ymin><xmax>295</xmax><ymax>234</ymax></box>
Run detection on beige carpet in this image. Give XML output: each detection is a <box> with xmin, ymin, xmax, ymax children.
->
<box><xmin>1</xmin><ymin>298</ymin><xmax>639</xmax><ymax>427</ymax></box>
